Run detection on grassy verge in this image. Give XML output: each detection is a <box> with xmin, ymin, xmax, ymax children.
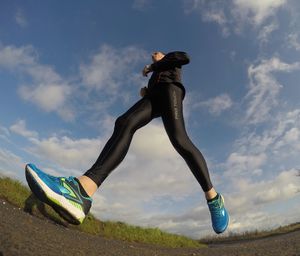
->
<box><xmin>102</xmin><ymin>220</ymin><xmax>201</xmax><ymax>248</ymax></box>
<box><xmin>0</xmin><ymin>176</ymin><xmax>204</xmax><ymax>248</ymax></box>
<box><xmin>200</xmin><ymin>223</ymin><xmax>300</xmax><ymax>244</ymax></box>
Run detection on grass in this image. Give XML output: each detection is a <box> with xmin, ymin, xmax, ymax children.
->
<box><xmin>0</xmin><ymin>176</ymin><xmax>205</xmax><ymax>248</ymax></box>
<box><xmin>101</xmin><ymin>221</ymin><xmax>201</xmax><ymax>248</ymax></box>
<box><xmin>200</xmin><ymin>223</ymin><xmax>300</xmax><ymax>244</ymax></box>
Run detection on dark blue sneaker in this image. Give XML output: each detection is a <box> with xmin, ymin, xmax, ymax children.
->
<box><xmin>25</xmin><ymin>163</ymin><xmax>92</xmax><ymax>225</ymax></box>
<box><xmin>207</xmin><ymin>193</ymin><xmax>229</xmax><ymax>234</ymax></box>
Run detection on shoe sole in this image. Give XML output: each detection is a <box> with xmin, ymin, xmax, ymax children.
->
<box><xmin>25</xmin><ymin>165</ymin><xmax>84</xmax><ymax>225</ymax></box>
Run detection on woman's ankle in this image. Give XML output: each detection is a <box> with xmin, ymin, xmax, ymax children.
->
<box><xmin>205</xmin><ymin>187</ymin><xmax>218</xmax><ymax>201</ymax></box>
<box><xmin>77</xmin><ymin>175</ymin><xmax>98</xmax><ymax>197</ymax></box>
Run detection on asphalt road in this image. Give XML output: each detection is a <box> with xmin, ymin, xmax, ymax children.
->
<box><xmin>1</xmin><ymin>199</ymin><xmax>299</xmax><ymax>256</ymax></box>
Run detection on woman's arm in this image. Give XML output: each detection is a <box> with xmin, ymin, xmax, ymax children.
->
<box><xmin>150</xmin><ymin>51</ymin><xmax>190</xmax><ymax>71</ymax></box>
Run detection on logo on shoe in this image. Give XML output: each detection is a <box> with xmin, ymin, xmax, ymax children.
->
<box><xmin>61</xmin><ymin>179</ymin><xmax>83</xmax><ymax>204</ymax></box>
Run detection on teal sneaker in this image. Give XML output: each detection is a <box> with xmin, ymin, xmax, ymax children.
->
<box><xmin>207</xmin><ymin>193</ymin><xmax>229</xmax><ymax>234</ymax></box>
<box><xmin>25</xmin><ymin>163</ymin><xmax>92</xmax><ymax>225</ymax></box>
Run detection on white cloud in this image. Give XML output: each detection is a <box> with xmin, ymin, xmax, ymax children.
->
<box><xmin>273</xmin><ymin>112</ymin><xmax>300</xmax><ymax>153</ymax></box>
<box><xmin>222</xmin><ymin>108</ymin><xmax>300</xmax><ymax>186</ymax></box>
<box><xmin>230</xmin><ymin>51</ymin><xmax>237</xmax><ymax>60</ymax></box>
<box><xmin>231</xmin><ymin>169</ymin><xmax>299</xmax><ymax>207</ymax></box>
<box><xmin>184</xmin><ymin>0</ymin><xmax>288</xmax><ymax>40</ymax></box>
<box><xmin>0</xmin><ymin>125</ymin><xmax>10</xmax><ymax>141</ymax></box>
<box><xmin>201</xmin><ymin>7</ymin><xmax>229</xmax><ymax>37</ymax></box>
<box><xmin>30</xmin><ymin>136</ymin><xmax>101</xmax><ymax>173</ymax></box>
<box><xmin>19</xmin><ymin>83</ymin><xmax>71</xmax><ymax>113</ymax></box>
<box><xmin>195</xmin><ymin>94</ymin><xmax>233</xmax><ymax>116</ymax></box>
<box><xmin>244</xmin><ymin>57</ymin><xmax>300</xmax><ymax>124</ymax></box>
<box><xmin>222</xmin><ymin>168</ymin><xmax>300</xmax><ymax>233</ymax></box>
<box><xmin>26</xmin><ymin>63</ymin><xmax>62</xmax><ymax>83</ymax></box>
<box><xmin>224</xmin><ymin>109</ymin><xmax>300</xmax><ymax>177</ymax></box>
<box><xmin>132</xmin><ymin>0</ymin><xmax>151</xmax><ymax>10</ymax></box>
<box><xmin>0</xmin><ymin>148</ymin><xmax>25</xmax><ymax>179</ymax></box>
<box><xmin>80</xmin><ymin>44</ymin><xmax>148</xmax><ymax>93</ymax></box>
<box><xmin>226</xmin><ymin>152</ymin><xmax>267</xmax><ymax>177</ymax></box>
<box><xmin>255</xmin><ymin>110</ymin><xmax>300</xmax><ymax>151</ymax></box>
<box><xmin>0</xmin><ymin>43</ymin><xmax>149</xmax><ymax>123</ymax></box>
<box><xmin>10</xmin><ymin>120</ymin><xmax>39</xmax><ymax>139</ymax></box>
<box><xmin>0</xmin><ymin>44</ymin><xmax>73</xmax><ymax>121</ymax></box>
<box><xmin>287</xmin><ymin>33</ymin><xmax>300</xmax><ymax>51</ymax></box>
<box><xmin>130</xmin><ymin>168</ymin><xmax>300</xmax><ymax>237</ymax></box>
<box><xmin>131</xmin><ymin>122</ymin><xmax>178</xmax><ymax>159</ymax></box>
<box><xmin>203</xmin><ymin>9</ymin><xmax>226</xmax><ymax>25</ymax></box>
<box><xmin>283</xmin><ymin>127</ymin><xmax>300</xmax><ymax>142</ymax></box>
<box><xmin>145</xmin><ymin>205</ymin><xmax>211</xmax><ymax>238</ymax></box>
<box><xmin>0</xmin><ymin>45</ymin><xmax>36</xmax><ymax>68</ymax></box>
<box><xmin>8</xmin><ymin>119</ymin><xmax>100</xmax><ymax>173</ymax></box>
<box><xmin>184</xmin><ymin>0</ymin><xmax>231</xmax><ymax>36</ymax></box>
<box><xmin>15</xmin><ymin>8</ymin><xmax>28</xmax><ymax>28</ymax></box>
<box><xmin>232</xmin><ymin>0</ymin><xmax>287</xmax><ymax>26</ymax></box>
<box><xmin>258</xmin><ymin>21</ymin><xmax>279</xmax><ymax>44</ymax></box>
<box><xmin>74</xmin><ymin>44</ymin><xmax>149</xmax><ymax>124</ymax></box>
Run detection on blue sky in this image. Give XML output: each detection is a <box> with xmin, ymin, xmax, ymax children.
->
<box><xmin>0</xmin><ymin>0</ymin><xmax>300</xmax><ymax>238</ymax></box>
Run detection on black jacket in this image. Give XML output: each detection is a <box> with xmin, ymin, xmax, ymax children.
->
<box><xmin>147</xmin><ymin>51</ymin><xmax>190</xmax><ymax>98</ymax></box>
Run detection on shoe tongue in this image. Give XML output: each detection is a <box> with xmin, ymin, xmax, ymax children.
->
<box><xmin>74</xmin><ymin>177</ymin><xmax>91</xmax><ymax>198</ymax></box>
<box><xmin>208</xmin><ymin>196</ymin><xmax>220</xmax><ymax>208</ymax></box>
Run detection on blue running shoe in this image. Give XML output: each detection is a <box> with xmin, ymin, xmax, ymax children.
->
<box><xmin>207</xmin><ymin>193</ymin><xmax>229</xmax><ymax>234</ymax></box>
<box><xmin>25</xmin><ymin>163</ymin><xmax>92</xmax><ymax>225</ymax></box>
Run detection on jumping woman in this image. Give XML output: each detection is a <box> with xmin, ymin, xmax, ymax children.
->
<box><xmin>25</xmin><ymin>51</ymin><xmax>229</xmax><ymax>234</ymax></box>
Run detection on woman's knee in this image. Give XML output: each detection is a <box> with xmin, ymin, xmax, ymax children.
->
<box><xmin>115</xmin><ymin>114</ymin><xmax>129</xmax><ymax>129</ymax></box>
<box><xmin>115</xmin><ymin>113</ymin><xmax>140</xmax><ymax>132</ymax></box>
<box><xmin>169</xmin><ymin>133</ymin><xmax>190</xmax><ymax>153</ymax></box>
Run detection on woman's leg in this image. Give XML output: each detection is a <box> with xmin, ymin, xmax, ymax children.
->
<box><xmin>160</xmin><ymin>85</ymin><xmax>215</xmax><ymax>196</ymax></box>
<box><xmin>81</xmin><ymin>97</ymin><xmax>154</xmax><ymax>195</ymax></box>
<box><xmin>159</xmin><ymin>85</ymin><xmax>229</xmax><ymax>234</ymax></box>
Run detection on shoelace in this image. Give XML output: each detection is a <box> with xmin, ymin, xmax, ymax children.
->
<box><xmin>52</xmin><ymin>176</ymin><xmax>74</xmax><ymax>183</ymax></box>
<box><xmin>208</xmin><ymin>198</ymin><xmax>223</xmax><ymax>217</ymax></box>
<box><xmin>49</xmin><ymin>176</ymin><xmax>75</xmax><ymax>189</ymax></box>
<box><xmin>65</xmin><ymin>176</ymin><xmax>75</xmax><ymax>183</ymax></box>
<box><xmin>47</xmin><ymin>174</ymin><xmax>62</xmax><ymax>183</ymax></box>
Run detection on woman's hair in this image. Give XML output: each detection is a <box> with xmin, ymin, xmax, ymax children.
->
<box><xmin>153</xmin><ymin>51</ymin><xmax>166</xmax><ymax>55</ymax></box>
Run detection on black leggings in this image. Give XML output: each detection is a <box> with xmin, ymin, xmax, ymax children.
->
<box><xmin>84</xmin><ymin>84</ymin><xmax>213</xmax><ymax>192</ymax></box>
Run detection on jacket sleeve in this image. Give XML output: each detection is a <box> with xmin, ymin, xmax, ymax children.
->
<box><xmin>150</xmin><ymin>51</ymin><xmax>190</xmax><ymax>71</ymax></box>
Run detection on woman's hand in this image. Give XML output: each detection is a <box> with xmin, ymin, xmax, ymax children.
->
<box><xmin>140</xmin><ymin>87</ymin><xmax>148</xmax><ymax>97</ymax></box>
<box><xmin>142</xmin><ymin>64</ymin><xmax>152</xmax><ymax>77</ymax></box>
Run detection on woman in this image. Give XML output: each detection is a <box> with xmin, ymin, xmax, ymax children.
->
<box><xmin>25</xmin><ymin>51</ymin><xmax>229</xmax><ymax>234</ymax></box>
